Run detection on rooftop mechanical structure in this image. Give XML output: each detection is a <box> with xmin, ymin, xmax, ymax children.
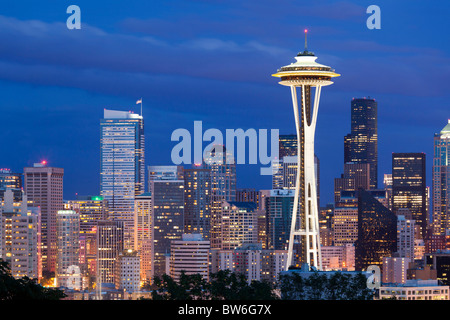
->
<box><xmin>272</xmin><ymin>30</ymin><xmax>340</xmax><ymax>270</ymax></box>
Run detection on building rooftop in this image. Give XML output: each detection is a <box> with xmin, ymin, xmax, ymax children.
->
<box><xmin>382</xmin><ymin>279</ymin><xmax>443</xmax><ymax>288</ymax></box>
<box><xmin>103</xmin><ymin>109</ymin><xmax>142</xmax><ymax>120</ymax></box>
<box><xmin>440</xmin><ymin>120</ymin><xmax>450</xmax><ymax>138</ymax></box>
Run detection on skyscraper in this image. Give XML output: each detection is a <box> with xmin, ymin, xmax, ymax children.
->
<box><xmin>279</xmin><ymin>134</ymin><xmax>298</xmax><ymax>158</ymax></box>
<box><xmin>133</xmin><ymin>192</ymin><xmax>152</xmax><ymax>282</ymax></box>
<box><xmin>183</xmin><ymin>166</ymin><xmax>211</xmax><ymax>239</ymax></box>
<box><xmin>100</xmin><ymin>109</ymin><xmax>145</xmax><ymax>249</ymax></box>
<box><xmin>433</xmin><ymin>120</ymin><xmax>450</xmax><ymax>236</ymax></box>
<box><xmin>148</xmin><ymin>166</ymin><xmax>184</xmax><ymax>279</ymax></box>
<box><xmin>66</xmin><ymin>196</ymin><xmax>107</xmax><ymax>279</ymax></box>
<box><xmin>56</xmin><ymin>210</ymin><xmax>81</xmax><ymax>289</ymax></box>
<box><xmin>1</xmin><ymin>189</ymin><xmax>40</xmax><ymax>280</ymax></box>
<box><xmin>0</xmin><ymin>169</ymin><xmax>22</xmax><ymax>201</ymax></box>
<box><xmin>272</xmin><ymin>31</ymin><xmax>340</xmax><ymax>269</ymax></box>
<box><xmin>203</xmin><ymin>145</ymin><xmax>236</xmax><ymax>250</ymax></box>
<box><xmin>96</xmin><ymin>220</ymin><xmax>124</xmax><ymax>286</ymax></box>
<box><xmin>355</xmin><ymin>189</ymin><xmax>397</xmax><ymax>271</ymax></box>
<box><xmin>265</xmin><ymin>189</ymin><xmax>295</xmax><ymax>251</ymax></box>
<box><xmin>392</xmin><ymin>153</ymin><xmax>427</xmax><ymax>239</ymax></box>
<box><xmin>344</xmin><ymin>97</ymin><xmax>378</xmax><ymax>189</ymax></box>
<box><xmin>24</xmin><ymin>161</ymin><xmax>64</xmax><ymax>274</ymax></box>
<box><xmin>334</xmin><ymin>162</ymin><xmax>370</xmax><ymax>204</ymax></box>
<box><xmin>220</xmin><ymin>201</ymin><xmax>258</xmax><ymax>250</ymax></box>
<box><xmin>169</xmin><ymin>233</ymin><xmax>210</xmax><ymax>282</ymax></box>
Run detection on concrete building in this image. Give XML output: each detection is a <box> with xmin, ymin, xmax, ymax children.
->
<box><xmin>382</xmin><ymin>256</ymin><xmax>409</xmax><ymax>284</ymax></box>
<box><xmin>148</xmin><ymin>166</ymin><xmax>184</xmax><ymax>280</ymax></box>
<box><xmin>115</xmin><ymin>249</ymin><xmax>140</xmax><ymax>293</ymax></box>
<box><xmin>1</xmin><ymin>189</ymin><xmax>40</xmax><ymax>279</ymax></box>
<box><xmin>221</xmin><ymin>201</ymin><xmax>258</xmax><ymax>250</ymax></box>
<box><xmin>66</xmin><ymin>195</ymin><xmax>108</xmax><ymax>277</ymax></box>
<box><xmin>397</xmin><ymin>215</ymin><xmax>415</xmax><ymax>260</ymax></box>
<box><xmin>321</xmin><ymin>244</ymin><xmax>355</xmax><ymax>271</ymax></box>
<box><xmin>169</xmin><ymin>234</ymin><xmax>210</xmax><ymax>281</ymax></box>
<box><xmin>24</xmin><ymin>161</ymin><xmax>64</xmax><ymax>273</ymax></box>
<box><xmin>133</xmin><ymin>192</ymin><xmax>152</xmax><ymax>282</ymax></box>
<box><xmin>332</xmin><ymin>207</ymin><xmax>358</xmax><ymax>246</ymax></box>
<box><xmin>97</xmin><ymin>220</ymin><xmax>124</xmax><ymax>286</ymax></box>
<box><xmin>56</xmin><ymin>210</ymin><xmax>81</xmax><ymax>290</ymax></box>
<box><xmin>379</xmin><ymin>280</ymin><xmax>449</xmax><ymax>300</ymax></box>
<box><xmin>203</xmin><ymin>145</ymin><xmax>236</xmax><ymax>250</ymax></box>
<box><xmin>183</xmin><ymin>167</ymin><xmax>211</xmax><ymax>239</ymax></box>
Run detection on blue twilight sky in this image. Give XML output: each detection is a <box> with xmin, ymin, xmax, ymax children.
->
<box><xmin>0</xmin><ymin>0</ymin><xmax>449</xmax><ymax>205</ymax></box>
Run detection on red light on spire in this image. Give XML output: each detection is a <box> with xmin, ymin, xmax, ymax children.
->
<box><xmin>42</xmin><ymin>160</ymin><xmax>47</xmax><ymax>165</ymax></box>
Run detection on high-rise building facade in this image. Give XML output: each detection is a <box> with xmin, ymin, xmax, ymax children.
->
<box><xmin>100</xmin><ymin>109</ymin><xmax>145</xmax><ymax>250</ymax></box>
<box><xmin>265</xmin><ymin>189</ymin><xmax>295</xmax><ymax>251</ymax></box>
<box><xmin>148</xmin><ymin>166</ymin><xmax>184</xmax><ymax>280</ymax></box>
<box><xmin>0</xmin><ymin>169</ymin><xmax>22</xmax><ymax>201</ymax></box>
<box><xmin>67</xmin><ymin>195</ymin><xmax>108</xmax><ymax>235</ymax></box>
<box><xmin>203</xmin><ymin>146</ymin><xmax>236</xmax><ymax>250</ymax></box>
<box><xmin>97</xmin><ymin>220</ymin><xmax>124</xmax><ymax>286</ymax></box>
<box><xmin>344</xmin><ymin>97</ymin><xmax>378</xmax><ymax>189</ymax></box>
<box><xmin>56</xmin><ymin>210</ymin><xmax>81</xmax><ymax>289</ymax></box>
<box><xmin>169</xmin><ymin>233</ymin><xmax>210</xmax><ymax>281</ymax></box>
<box><xmin>334</xmin><ymin>162</ymin><xmax>370</xmax><ymax>204</ymax></box>
<box><xmin>184</xmin><ymin>166</ymin><xmax>211</xmax><ymax>239</ymax></box>
<box><xmin>66</xmin><ymin>195</ymin><xmax>108</xmax><ymax>277</ymax></box>
<box><xmin>1</xmin><ymin>189</ymin><xmax>40</xmax><ymax>280</ymax></box>
<box><xmin>397</xmin><ymin>215</ymin><xmax>415</xmax><ymax>261</ymax></box>
<box><xmin>392</xmin><ymin>153</ymin><xmax>427</xmax><ymax>239</ymax></box>
<box><xmin>221</xmin><ymin>201</ymin><xmax>258</xmax><ymax>250</ymax></box>
<box><xmin>133</xmin><ymin>192</ymin><xmax>152</xmax><ymax>282</ymax></box>
<box><xmin>114</xmin><ymin>249</ymin><xmax>140</xmax><ymax>293</ymax></box>
<box><xmin>332</xmin><ymin>207</ymin><xmax>358</xmax><ymax>246</ymax></box>
<box><xmin>24</xmin><ymin>161</ymin><xmax>64</xmax><ymax>274</ymax></box>
<box><xmin>433</xmin><ymin>120</ymin><xmax>450</xmax><ymax>236</ymax></box>
<box><xmin>355</xmin><ymin>189</ymin><xmax>397</xmax><ymax>271</ymax></box>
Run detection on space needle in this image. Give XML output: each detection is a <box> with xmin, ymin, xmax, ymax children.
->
<box><xmin>272</xmin><ymin>30</ymin><xmax>340</xmax><ymax>270</ymax></box>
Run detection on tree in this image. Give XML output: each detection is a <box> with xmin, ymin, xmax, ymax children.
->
<box><xmin>151</xmin><ymin>270</ymin><xmax>277</xmax><ymax>300</ymax></box>
<box><xmin>0</xmin><ymin>259</ymin><xmax>66</xmax><ymax>300</ymax></box>
<box><xmin>279</xmin><ymin>271</ymin><xmax>373</xmax><ymax>300</ymax></box>
<box><xmin>152</xmin><ymin>271</ymin><xmax>209</xmax><ymax>300</ymax></box>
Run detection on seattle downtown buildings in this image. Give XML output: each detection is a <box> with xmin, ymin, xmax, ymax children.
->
<box><xmin>0</xmin><ymin>51</ymin><xmax>449</xmax><ymax>300</ymax></box>
<box><xmin>1</xmin><ymin>108</ymin><xmax>449</xmax><ymax>300</ymax></box>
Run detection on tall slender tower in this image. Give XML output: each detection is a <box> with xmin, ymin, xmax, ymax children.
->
<box><xmin>433</xmin><ymin>120</ymin><xmax>450</xmax><ymax>236</ymax></box>
<box><xmin>24</xmin><ymin>161</ymin><xmax>64</xmax><ymax>274</ymax></box>
<box><xmin>203</xmin><ymin>145</ymin><xmax>236</xmax><ymax>250</ymax></box>
<box><xmin>272</xmin><ymin>30</ymin><xmax>340</xmax><ymax>270</ymax></box>
<box><xmin>100</xmin><ymin>109</ymin><xmax>145</xmax><ymax>250</ymax></box>
<box><xmin>345</xmin><ymin>98</ymin><xmax>378</xmax><ymax>189</ymax></box>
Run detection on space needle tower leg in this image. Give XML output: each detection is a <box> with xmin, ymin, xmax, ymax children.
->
<box><xmin>286</xmin><ymin>84</ymin><xmax>322</xmax><ymax>270</ymax></box>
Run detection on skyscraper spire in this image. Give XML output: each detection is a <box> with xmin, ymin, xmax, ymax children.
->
<box><xmin>304</xmin><ymin>29</ymin><xmax>308</xmax><ymax>51</ymax></box>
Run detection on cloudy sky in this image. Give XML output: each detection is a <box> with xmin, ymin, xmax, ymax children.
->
<box><xmin>0</xmin><ymin>0</ymin><xmax>448</xmax><ymax>204</ymax></box>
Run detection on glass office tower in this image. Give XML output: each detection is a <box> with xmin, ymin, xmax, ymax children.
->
<box><xmin>433</xmin><ymin>121</ymin><xmax>450</xmax><ymax>235</ymax></box>
<box><xmin>100</xmin><ymin>109</ymin><xmax>145</xmax><ymax>249</ymax></box>
<box><xmin>344</xmin><ymin>98</ymin><xmax>378</xmax><ymax>189</ymax></box>
<box><xmin>392</xmin><ymin>153</ymin><xmax>427</xmax><ymax>239</ymax></box>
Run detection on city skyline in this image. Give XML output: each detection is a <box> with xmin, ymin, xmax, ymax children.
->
<box><xmin>0</xmin><ymin>1</ymin><xmax>450</xmax><ymax>304</ymax></box>
<box><xmin>0</xmin><ymin>1</ymin><xmax>448</xmax><ymax>206</ymax></box>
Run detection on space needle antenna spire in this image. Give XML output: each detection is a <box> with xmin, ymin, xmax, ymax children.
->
<box><xmin>272</xmin><ymin>29</ymin><xmax>340</xmax><ymax>271</ymax></box>
<box><xmin>304</xmin><ymin>29</ymin><xmax>308</xmax><ymax>51</ymax></box>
